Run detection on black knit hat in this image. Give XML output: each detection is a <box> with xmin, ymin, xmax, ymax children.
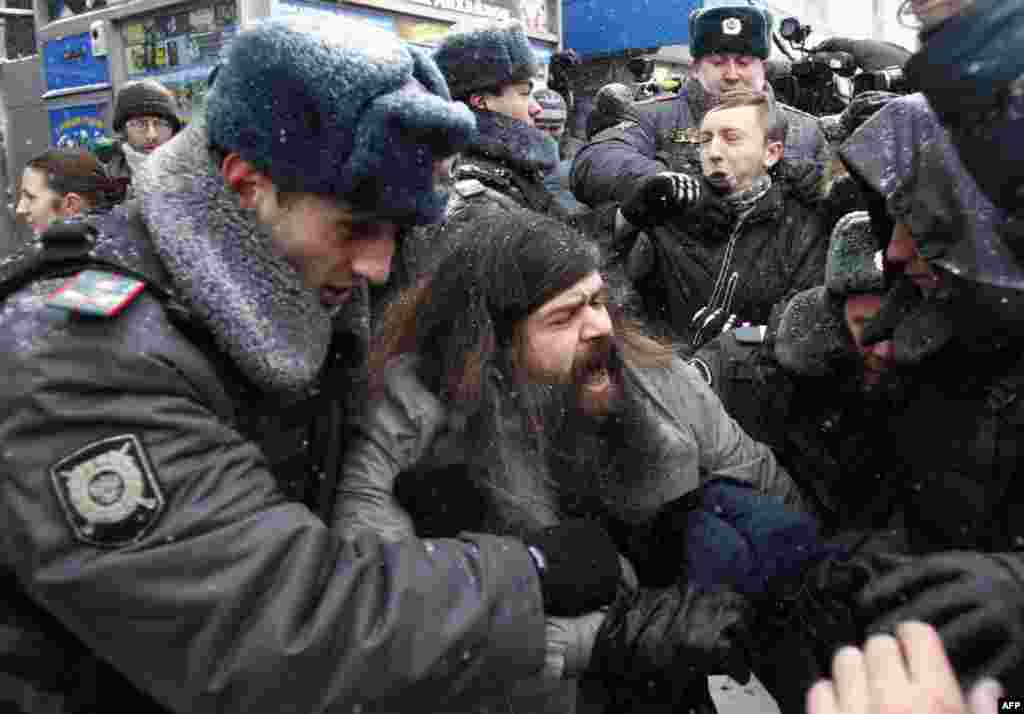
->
<box><xmin>689</xmin><ymin>5</ymin><xmax>773</xmax><ymax>60</ymax></box>
<box><xmin>433</xmin><ymin>20</ymin><xmax>538</xmax><ymax>100</ymax></box>
<box><xmin>113</xmin><ymin>79</ymin><xmax>183</xmax><ymax>133</ymax></box>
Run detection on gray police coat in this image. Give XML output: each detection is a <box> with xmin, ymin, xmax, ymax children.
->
<box><xmin>571</xmin><ymin>78</ymin><xmax>830</xmax><ymax>207</ymax></box>
<box><xmin>0</xmin><ymin>133</ymin><xmax>547</xmax><ymax>712</ymax></box>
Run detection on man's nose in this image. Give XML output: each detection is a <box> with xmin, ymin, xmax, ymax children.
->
<box><xmin>580</xmin><ymin>305</ymin><xmax>612</xmax><ymax>341</ymax></box>
<box><xmin>350</xmin><ymin>228</ymin><xmax>397</xmax><ymax>285</ymax></box>
<box><xmin>723</xmin><ymin>59</ymin><xmax>740</xmax><ymax>80</ymax></box>
<box><xmin>528</xmin><ymin>99</ymin><xmax>543</xmax><ymax>118</ymax></box>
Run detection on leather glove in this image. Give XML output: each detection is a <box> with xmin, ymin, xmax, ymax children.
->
<box><xmin>620</xmin><ymin>172</ymin><xmax>724</xmax><ymax>229</ymax></box>
<box><xmin>810</xmin><ymin>38</ymin><xmax>912</xmax><ymax>72</ymax></box>
<box><xmin>333</xmin><ymin>355</ymin><xmax>446</xmax><ymax>541</ymax></box>
<box><xmin>523</xmin><ymin>519</ymin><xmax>624</xmax><ymax>617</ymax></box>
<box><xmin>821</xmin><ymin>91</ymin><xmax>901</xmax><ymax>143</ymax></box>
<box><xmin>588</xmin><ymin>584</ymin><xmax>754</xmax><ymax>702</ymax></box>
<box><xmin>858</xmin><ymin>551</ymin><xmax>1024</xmax><ymax>686</ymax></box>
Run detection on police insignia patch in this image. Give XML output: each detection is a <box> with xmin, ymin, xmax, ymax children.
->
<box><xmin>722</xmin><ymin>17</ymin><xmax>743</xmax><ymax>35</ymax></box>
<box><xmin>50</xmin><ymin>434</ymin><xmax>165</xmax><ymax>547</ymax></box>
<box><xmin>670</xmin><ymin>127</ymin><xmax>704</xmax><ymax>144</ymax></box>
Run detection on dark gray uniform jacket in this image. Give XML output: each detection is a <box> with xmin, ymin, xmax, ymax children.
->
<box><xmin>0</xmin><ymin>136</ymin><xmax>547</xmax><ymax>712</ymax></box>
<box><xmin>693</xmin><ymin>306</ymin><xmax>900</xmax><ymax>533</ymax></box>
<box><xmin>620</xmin><ymin>162</ymin><xmax>828</xmax><ymax>347</ymax></box>
<box><xmin>571</xmin><ymin>78</ymin><xmax>830</xmax><ymax>207</ymax></box>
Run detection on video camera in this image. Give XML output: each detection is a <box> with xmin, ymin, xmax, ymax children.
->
<box><xmin>853</xmin><ymin>66</ymin><xmax>910</xmax><ymax>94</ymax></box>
<box><xmin>772</xmin><ymin>17</ymin><xmax>855</xmax><ymax>115</ymax></box>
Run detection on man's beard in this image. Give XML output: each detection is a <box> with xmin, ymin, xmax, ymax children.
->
<box><xmin>541</xmin><ymin>340</ymin><xmax>666</xmax><ymax>518</ymax></box>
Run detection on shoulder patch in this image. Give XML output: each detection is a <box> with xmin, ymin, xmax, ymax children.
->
<box><xmin>50</xmin><ymin>434</ymin><xmax>165</xmax><ymax>547</ymax></box>
<box><xmin>686</xmin><ymin>357</ymin><xmax>713</xmax><ymax>386</ymax></box>
<box><xmin>453</xmin><ymin>179</ymin><xmax>486</xmax><ymax>198</ymax></box>
<box><xmin>46</xmin><ymin>270</ymin><xmax>145</xmax><ymax>317</ymax></box>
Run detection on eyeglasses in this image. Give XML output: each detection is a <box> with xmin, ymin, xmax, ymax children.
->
<box><xmin>125</xmin><ymin>117</ymin><xmax>174</xmax><ymax>133</ymax></box>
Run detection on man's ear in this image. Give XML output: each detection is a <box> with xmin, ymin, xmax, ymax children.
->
<box><xmin>763</xmin><ymin>140</ymin><xmax>784</xmax><ymax>170</ymax></box>
<box><xmin>221</xmin><ymin>152</ymin><xmax>274</xmax><ymax>209</ymax></box>
<box><xmin>60</xmin><ymin>192</ymin><xmax>84</xmax><ymax>217</ymax></box>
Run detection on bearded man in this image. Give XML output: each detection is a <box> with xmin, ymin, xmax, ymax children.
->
<box><xmin>333</xmin><ymin>208</ymin><xmax>845</xmax><ymax>713</ymax></box>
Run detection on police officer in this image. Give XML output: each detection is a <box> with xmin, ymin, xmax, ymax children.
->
<box><xmin>0</xmin><ymin>17</ymin><xmax>625</xmax><ymax>713</ymax></box>
<box><xmin>571</xmin><ymin>4</ymin><xmax>831</xmax><ymax>207</ymax></box>
<box><xmin>838</xmin><ymin>90</ymin><xmax>1024</xmax><ymax>691</ymax></box>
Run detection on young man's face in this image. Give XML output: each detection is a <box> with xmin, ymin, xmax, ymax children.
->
<box><xmin>518</xmin><ymin>271</ymin><xmax>616</xmax><ymax>417</ymax></box>
<box><xmin>700</xmin><ymin>104</ymin><xmax>782</xmax><ymax>194</ymax></box>
<box><xmin>16</xmin><ymin>167</ymin><xmax>66</xmax><ymax>236</ymax></box>
<box><xmin>693</xmin><ymin>53</ymin><xmax>766</xmax><ymax>98</ymax></box>
<box><xmin>844</xmin><ymin>293</ymin><xmax>895</xmax><ymax>389</ymax></box>
<box><xmin>257</xmin><ymin>189</ymin><xmax>397</xmax><ymax>309</ymax></box>
<box><xmin>478</xmin><ymin>81</ymin><xmax>542</xmax><ymax>126</ymax></box>
<box><xmin>123</xmin><ymin>114</ymin><xmax>175</xmax><ymax>153</ymax></box>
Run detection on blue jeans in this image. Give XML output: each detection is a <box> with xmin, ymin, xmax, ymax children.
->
<box><xmin>681</xmin><ymin>479</ymin><xmax>841</xmax><ymax>599</ymax></box>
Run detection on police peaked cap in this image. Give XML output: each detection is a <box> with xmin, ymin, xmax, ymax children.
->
<box><xmin>433</xmin><ymin>19</ymin><xmax>539</xmax><ymax>100</ymax></box>
<box><xmin>689</xmin><ymin>5</ymin><xmax>773</xmax><ymax>60</ymax></box>
<box><xmin>206</xmin><ymin>16</ymin><xmax>476</xmax><ymax>225</ymax></box>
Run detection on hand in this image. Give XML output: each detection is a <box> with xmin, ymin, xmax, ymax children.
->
<box><xmin>807</xmin><ymin>621</ymin><xmax>1004</xmax><ymax>714</ymax></box>
<box><xmin>821</xmin><ymin>92</ymin><xmax>901</xmax><ymax>143</ymax></box>
<box><xmin>522</xmin><ymin>519</ymin><xmax>624</xmax><ymax>617</ymax></box>
<box><xmin>588</xmin><ymin>584</ymin><xmax>753</xmax><ymax>701</ymax></box>
<box><xmin>858</xmin><ymin>551</ymin><xmax>1024</xmax><ymax>686</ymax></box>
<box><xmin>620</xmin><ymin>172</ymin><xmax>704</xmax><ymax>228</ymax></box>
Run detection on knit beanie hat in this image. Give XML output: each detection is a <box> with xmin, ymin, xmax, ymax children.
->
<box><xmin>206</xmin><ymin>16</ymin><xmax>476</xmax><ymax>225</ymax></box>
<box><xmin>533</xmin><ymin>88</ymin><xmax>567</xmax><ymax>128</ymax></box>
<box><xmin>689</xmin><ymin>5</ymin><xmax>773</xmax><ymax>60</ymax></box>
<box><xmin>113</xmin><ymin>79</ymin><xmax>183</xmax><ymax>133</ymax></box>
<box><xmin>825</xmin><ymin>211</ymin><xmax>886</xmax><ymax>297</ymax></box>
<box><xmin>433</xmin><ymin>19</ymin><xmax>538</xmax><ymax>100</ymax></box>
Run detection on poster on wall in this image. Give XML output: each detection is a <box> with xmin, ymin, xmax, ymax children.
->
<box><xmin>49</xmin><ymin>103</ymin><xmax>109</xmax><ymax>152</ymax></box>
<box><xmin>43</xmin><ymin>32</ymin><xmax>110</xmax><ymax>92</ymax></box>
<box><xmin>120</xmin><ymin>0</ymin><xmax>239</xmax><ymax>123</ymax></box>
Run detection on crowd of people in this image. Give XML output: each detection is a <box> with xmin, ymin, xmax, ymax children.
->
<box><xmin>0</xmin><ymin>0</ymin><xmax>1021</xmax><ymax>713</ymax></box>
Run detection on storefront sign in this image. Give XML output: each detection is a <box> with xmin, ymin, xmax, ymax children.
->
<box><xmin>351</xmin><ymin>0</ymin><xmax>556</xmax><ymax>37</ymax></box>
<box><xmin>49</xmin><ymin>103</ymin><xmax>109</xmax><ymax>151</ymax></box>
<box><xmin>43</xmin><ymin>33</ymin><xmax>110</xmax><ymax>92</ymax></box>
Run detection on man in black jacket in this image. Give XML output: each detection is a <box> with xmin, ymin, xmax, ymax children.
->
<box><xmin>0</xmin><ymin>16</ymin><xmax>627</xmax><ymax>714</ymax></box>
<box><xmin>613</xmin><ymin>88</ymin><xmax>828</xmax><ymax>348</ymax></box>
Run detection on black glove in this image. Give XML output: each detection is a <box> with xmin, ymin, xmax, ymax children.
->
<box><xmin>821</xmin><ymin>91</ymin><xmax>901</xmax><ymax>143</ymax></box>
<box><xmin>621</xmin><ymin>172</ymin><xmax>728</xmax><ymax>229</ymax></box>
<box><xmin>858</xmin><ymin>551</ymin><xmax>1024</xmax><ymax>686</ymax></box>
<box><xmin>522</xmin><ymin>519</ymin><xmax>623</xmax><ymax>617</ymax></box>
<box><xmin>811</xmin><ymin>37</ymin><xmax>912</xmax><ymax>72</ymax></box>
<box><xmin>589</xmin><ymin>584</ymin><xmax>753</xmax><ymax>703</ymax></box>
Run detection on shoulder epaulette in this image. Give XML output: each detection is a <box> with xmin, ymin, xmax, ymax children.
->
<box><xmin>46</xmin><ymin>269</ymin><xmax>146</xmax><ymax>318</ymax></box>
<box><xmin>453</xmin><ymin>178</ymin><xmax>486</xmax><ymax>198</ymax></box>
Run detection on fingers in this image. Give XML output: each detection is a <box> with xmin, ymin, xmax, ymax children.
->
<box><xmin>966</xmin><ymin>679</ymin><xmax>1003</xmax><ymax>714</ymax></box>
<box><xmin>808</xmin><ymin>678</ymin><xmax>841</xmax><ymax>714</ymax></box>
<box><xmin>896</xmin><ymin>622</ymin><xmax>962</xmax><ymax>698</ymax></box>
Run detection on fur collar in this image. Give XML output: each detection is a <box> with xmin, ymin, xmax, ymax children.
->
<box><xmin>465</xmin><ymin>109</ymin><xmax>559</xmax><ymax>176</ymax></box>
<box><xmin>134</xmin><ymin>122</ymin><xmax>333</xmax><ymax>397</ymax></box>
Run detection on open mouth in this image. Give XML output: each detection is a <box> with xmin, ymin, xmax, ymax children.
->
<box><xmin>705</xmin><ymin>172</ymin><xmax>733</xmax><ymax>191</ymax></box>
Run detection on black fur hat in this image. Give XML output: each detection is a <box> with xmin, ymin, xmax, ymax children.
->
<box><xmin>113</xmin><ymin>79</ymin><xmax>182</xmax><ymax>133</ymax></box>
<box><xmin>689</xmin><ymin>5</ymin><xmax>773</xmax><ymax>60</ymax></box>
<box><xmin>433</xmin><ymin>20</ymin><xmax>538</xmax><ymax>100</ymax></box>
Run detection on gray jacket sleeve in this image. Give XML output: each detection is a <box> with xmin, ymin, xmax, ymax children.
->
<box><xmin>0</xmin><ymin>296</ymin><xmax>545</xmax><ymax>714</ymax></box>
<box><xmin>681</xmin><ymin>360</ymin><xmax>808</xmax><ymax>511</ymax></box>
<box><xmin>333</xmin><ymin>355</ymin><xmax>446</xmax><ymax>541</ymax></box>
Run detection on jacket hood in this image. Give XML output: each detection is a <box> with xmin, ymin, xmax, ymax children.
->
<box><xmin>465</xmin><ymin>109</ymin><xmax>559</xmax><ymax>176</ymax></box>
<box><xmin>134</xmin><ymin>121</ymin><xmax>334</xmax><ymax>397</ymax></box>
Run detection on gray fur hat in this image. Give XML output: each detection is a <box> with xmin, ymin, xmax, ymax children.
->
<box><xmin>825</xmin><ymin>211</ymin><xmax>885</xmax><ymax>297</ymax></box>
<box><xmin>433</xmin><ymin>20</ymin><xmax>538</xmax><ymax>100</ymax></box>
<box><xmin>206</xmin><ymin>16</ymin><xmax>475</xmax><ymax>225</ymax></box>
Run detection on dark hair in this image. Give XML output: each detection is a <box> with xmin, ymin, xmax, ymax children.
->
<box><xmin>705</xmin><ymin>88</ymin><xmax>788</xmax><ymax>144</ymax></box>
<box><xmin>24</xmin><ymin>148</ymin><xmax>118</xmax><ymax>209</ymax></box>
